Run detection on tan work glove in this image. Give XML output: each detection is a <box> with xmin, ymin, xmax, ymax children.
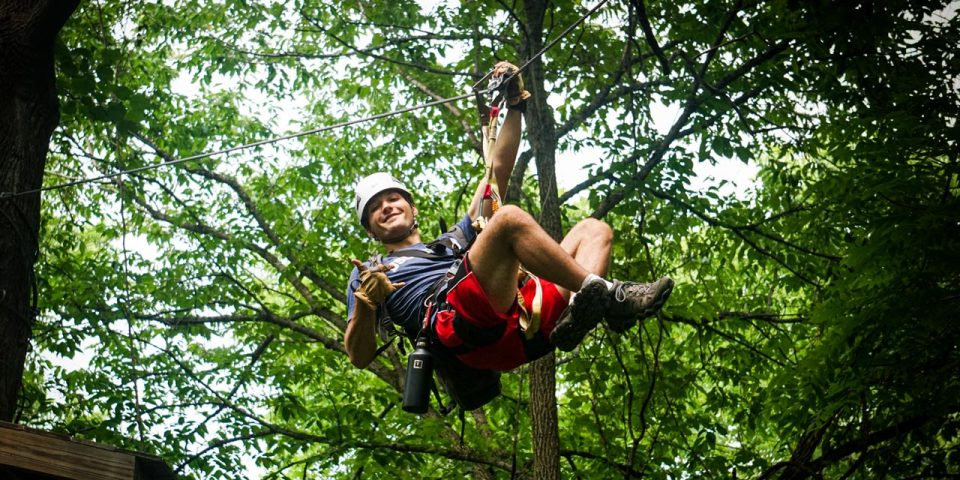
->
<box><xmin>351</xmin><ymin>260</ymin><xmax>405</xmax><ymax>309</ymax></box>
<box><xmin>493</xmin><ymin>61</ymin><xmax>531</xmax><ymax>108</ymax></box>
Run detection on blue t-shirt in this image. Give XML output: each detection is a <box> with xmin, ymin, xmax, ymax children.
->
<box><xmin>347</xmin><ymin>215</ymin><xmax>477</xmax><ymax>338</ymax></box>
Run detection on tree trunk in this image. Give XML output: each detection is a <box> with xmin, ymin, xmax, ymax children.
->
<box><xmin>0</xmin><ymin>0</ymin><xmax>79</xmax><ymax>422</ymax></box>
<box><xmin>522</xmin><ymin>0</ymin><xmax>563</xmax><ymax>478</ymax></box>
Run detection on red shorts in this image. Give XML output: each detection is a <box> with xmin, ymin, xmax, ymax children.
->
<box><xmin>432</xmin><ymin>253</ymin><xmax>568</xmax><ymax>371</ymax></box>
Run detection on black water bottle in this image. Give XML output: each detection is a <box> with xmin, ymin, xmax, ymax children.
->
<box><xmin>402</xmin><ymin>337</ymin><xmax>433</xmax><ymax>414</ymax></box>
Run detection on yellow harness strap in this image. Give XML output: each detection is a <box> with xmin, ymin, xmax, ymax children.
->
<box><xmin>483</xmin><ymin>103</ymin><xmax>504</xmax><ymax>215</ymax></box>
<box><xmin>516</xmin><ymin>271</ymin><xmax>543</xmax><ymax>340</ymax></box>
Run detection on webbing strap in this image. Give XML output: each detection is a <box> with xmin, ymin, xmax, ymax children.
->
<box><xmin>516</xmin><ymin>272</ymin><xmax>543</xmax><ymax>340</ymax></box>
<box><xmin>372</xmin><ymin>337</ymin><xmax>396</xmax><ymax>358</ymax></box>
<box><xmin>478</xmin><ymin>91</ymin><xmax>507</xmax><ymax>227</ymax></box>
<box><xmin>366</xmin><ymin>229</ymin><xmax>469</xmax><ymax>360</ymax></box>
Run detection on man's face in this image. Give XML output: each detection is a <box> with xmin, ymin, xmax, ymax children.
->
<box><xmin>365</xmin><ymin>190</ymin><xmax>417</xmax><ymax>241</ymax></box>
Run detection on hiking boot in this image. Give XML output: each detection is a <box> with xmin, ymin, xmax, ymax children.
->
<box><xmin>604</xmin><ymin>277</ymin><xmax>674</xmax><ymax>333</ymax></box>
<box><xmin>550</xmin><ymin>278</ymin><xmax>610</xmax><ymax>352</ymax></box>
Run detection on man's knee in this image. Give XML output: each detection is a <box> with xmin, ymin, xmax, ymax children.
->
<box><xmin>576</xmin><ymin>218</ymin><xmax>613</xmax><ymax>244</ymax></box>
<box><xmin>494</xmin><ymin>204</ymin><xmax>529</xmax><ymax>222</ymax></box>
<box><xmin>486</xmin><ymin>205</ymin><xmax>534</xmax><ymax>237</ymax></box>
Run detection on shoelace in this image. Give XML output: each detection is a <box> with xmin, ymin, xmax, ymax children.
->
<box><xmin>615</xmin><ymin>282</ymin><xmax>627</xmax><ymax>302</ymax></box>
<box><xmin>614</xmin><ymin>282</ymin><xmax>650</xmax><ymax>302</ymax></box>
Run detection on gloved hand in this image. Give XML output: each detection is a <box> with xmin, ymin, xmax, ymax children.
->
<box><xmin>493</xmin><ymin>61</ymin><xmax>531</xmax><ymax>110</ymax></box>
<box><xmin>351</xmin><ymin>259</ymin><xmax>405</xmax><ymax>309</ymax></box>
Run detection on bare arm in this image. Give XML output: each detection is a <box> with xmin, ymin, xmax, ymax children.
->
<box><xmin>343</xmin><ymin>259</ymin><xmax>403</xmax><ymax>368</ymax></box>
<box><xmin>344</xmin><ymin>301</ymin><xmax>378</xmax><ymax>368</ymax></box>
<box><xmin>468</xmin><ymin>108</ymin><xmax>522</xmax><ymax>220</ymax></box>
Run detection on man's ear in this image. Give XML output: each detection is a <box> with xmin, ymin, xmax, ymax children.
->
<box><xmin>412</xmin><ymin>206</ymin><xmax>418</xmax><ymax>217</ymax></box>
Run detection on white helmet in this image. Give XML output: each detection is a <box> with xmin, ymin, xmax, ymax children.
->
<box><xmin>354</xmin><ymin>172</ymin><xmax>413</xmax><ymax>228</ymax></box>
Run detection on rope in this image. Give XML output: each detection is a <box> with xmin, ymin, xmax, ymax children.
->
<box><xmin>0</xmin><ymin>0</ymin><xmax>609</xmax><ymax>200</ymax></box>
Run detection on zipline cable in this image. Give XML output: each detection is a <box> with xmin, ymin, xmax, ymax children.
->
<box><xmin>507</xmin><ymin>0</ymin><xmax>609</xmax><ymax>85</ymax></box>
<box><xmin>2</xmin><ymin>92</ymin><xmax>479</xmax><ymax>199</ymax></box>
<box><xmin>469</xmin><ymin>0</ymin><xmax>610</xmax><ymax>91</ymax></box>
<box><xmin>0</xmin><ymin>0</ymin><xmax>609</xmax><ymax>200</ymax></box>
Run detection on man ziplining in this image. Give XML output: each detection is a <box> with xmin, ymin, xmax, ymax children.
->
<box><xmin>344</xmin><ymin>61</ymin><xmax>674</xmax><ymax>407</ymax></box>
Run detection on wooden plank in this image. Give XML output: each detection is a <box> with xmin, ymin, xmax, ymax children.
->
<box><xmin>0</xmin><ymin>423</ymin><xmax>135</xmax><ymax>480</ymax></box>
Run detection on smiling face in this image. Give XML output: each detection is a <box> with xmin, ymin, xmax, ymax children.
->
<box><xmin>364</xmin><ymin>189</ymin><xmax>418</xmax><ymax>243</ymax></box>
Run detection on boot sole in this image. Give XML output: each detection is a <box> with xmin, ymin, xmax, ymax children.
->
<box><xmin>606</xmin><ymin>278</ymin><xmax>674</xmax><ymax>333</ymax></box>
<box><xmin>551</xmin><ymin>280</ymin><xmax>609</xmax><ymax>352</ymax></box>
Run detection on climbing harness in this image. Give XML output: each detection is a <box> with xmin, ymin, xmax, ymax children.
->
<box><xmin>516</xmin><ymin>272</ymin><xmax>543</xmax><ymax>340</ymax></box>
<box><xmin>364</xmin><ymin>225</ymin><xmax>504</xmax><ymax>413</ymax></box>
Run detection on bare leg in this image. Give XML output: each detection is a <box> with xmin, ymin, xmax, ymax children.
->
<box><xmin>555</xmin><ymin>218</ymin><xmax>613</xmax><ymax>299</ymax></box>
<box><xmin>469</xmin><ymin>205</ymin><xmax>605</xmax><ymax>312</ymax></box>
<box><xmin>546</xmin><ymin>218</ymin><xmax>672</xmax><ymax>351</ymax></box>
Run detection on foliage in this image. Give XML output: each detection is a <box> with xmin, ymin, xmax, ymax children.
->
<box><xmin>17</xmin><ymin>0</ymin><xmax>959</xmax><ymax>478</ymax></box>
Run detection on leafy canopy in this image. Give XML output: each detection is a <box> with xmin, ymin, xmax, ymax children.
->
<box><xmin>19</xmin><ymin>0</ymin><xmax>959</xmax><ymax>478</ymax></box>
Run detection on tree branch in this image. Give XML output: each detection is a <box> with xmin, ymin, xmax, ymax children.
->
<box><xmin>130</xmin><ymin>131</ymin><xmax>347</xmax><ymax>305</ymax></box>
<box><xmin>717</xmin><ymin>311</ymin><xmax>806</xmax><ymax>323</ymax></box>
<box><xmin>175</xmin><ymin>430</ymin><xmax>276</xmax><ymax>473</ymax></box>
<box><xmin>631</xmin><ymin>0</ymin><xmax>671</xmax><ymax>75</ymax></box>
<box><xmin>591</xmin><ymin>38</ymin><xmax>793</xmax><ymax>219</ymax></box>
<box><xmin>560</xmin><ymin>448</ymin><xmax>648</xmax><ymax>477</ymax></box>
<box><xmin>302</xmin><ymin>13</ymin><xmax>472</xmax><ymax>78</ymax></box>
<box><xmin>398</xmin><ymin>70</ymin><xmax>483</xmax><ymax>153</ymax></box>
<box><xmin>557</xmin><ymin>79</ymin><xmax>669</xmax><ymax>140</ymax></box>
<box><xmin>122</xmin><ymin>175</ymin><xmax>330</xmax><ymax>311</ymax></box>
<box><xmin>309</xmin><ymin>17</ymin><xmax>514</xmax><ymax>47</ymax></box>
<box><xmin>811</xmin><ymin>413</ymin><xmax>932</xmax><ymax>471</ymax></box>
<box><xmin>645</xmin><ymin>187</ymin><xmax>841</xmax><ymax>262</ymax></box>
<box><xmin>668</xmin><ymin>314</ymin><xmax>790</xmax><ymax>367</ymax></box>
<box><xmin>558</xmin><ymin>167</ymin><xmax>615</xmax><ymax>204</ymax></box>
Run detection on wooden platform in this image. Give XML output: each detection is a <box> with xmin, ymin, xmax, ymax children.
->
<box><xmin>0</xmin><ymin>421</ymin><xmax>176</xmax><ymax>480</ymax></box>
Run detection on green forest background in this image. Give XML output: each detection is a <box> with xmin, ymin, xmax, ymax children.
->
<box><xmin>6</xmin><ymin>0</ymin><xmax>959</xmax><ymax>478</ymax></box>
